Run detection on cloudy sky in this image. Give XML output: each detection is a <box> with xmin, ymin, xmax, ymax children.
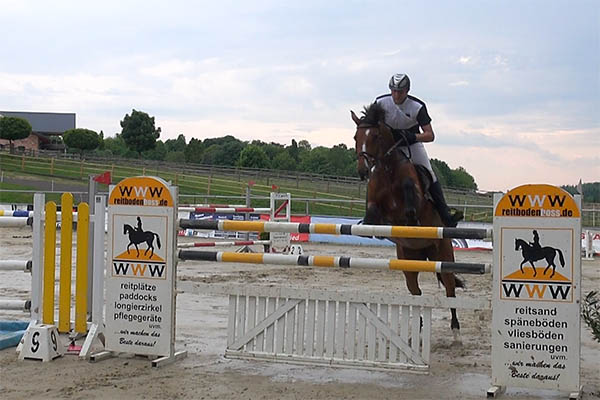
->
<box><xmin>1</xmin><ymin>0</ymin><xmax>598</xmax><ymax>191</ymax></box>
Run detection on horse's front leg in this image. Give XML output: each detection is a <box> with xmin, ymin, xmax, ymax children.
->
<box><xmin>135</xmin><ymin>244</ymin><xmax>140</xmax><ymax>257</ymax></box>
<box><xmin>529</xmin><ymin>260</ymin><xmax>537</xmax><ymax>277</ymax></box>
<box><xmin>401</xmin><ymin>177</ymin><xmax>418</xmax><ymax>226</ymax></box>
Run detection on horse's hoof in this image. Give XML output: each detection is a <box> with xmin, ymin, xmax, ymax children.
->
<box><xmin>451</xmin><ymin>329</ymin><xmax>462</xmax><ymax>345</ymax></box>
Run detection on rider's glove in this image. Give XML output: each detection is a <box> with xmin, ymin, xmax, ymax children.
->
<box><xmin>392</xmin><ymin>129</ymin><xmax>418</xmax><ymax>146</ymax></box>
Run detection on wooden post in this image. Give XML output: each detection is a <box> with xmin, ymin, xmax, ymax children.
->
<box><xmin>21</xmin><ymin>154</ymin><xmax>25</xmax><ymax>171</ymax></box>
<box><xmin>174</xmin><ymin>173</ymin><xmax>178</xmax><ymax>186</ymax></box>
<box><xmin>80</xmin><ymin>159</ymin><xmax>84</xmax><ymax>178</ymax></box>
<box><xmin>207</xmin><ymin>175</ymin><xmax>212</xmax><ymax>195</ymax></box>
<box><xmin>50</xmin><ymin>158</ymin><xmax>54</xmax><ymax>175</ymax></box>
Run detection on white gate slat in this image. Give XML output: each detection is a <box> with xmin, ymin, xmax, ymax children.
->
<box><xmin>246</xmin><ymin>296</ymin><xmax>257</xmax><ymax>351</ymax></box>
<box><xmin>347</xmin><ymin>303</ymin><xmax>357</xmax><ymax>360</ymax></box>
<box><xmin>236</xmin><ymin>295</ymin><xmax>247</xmax><ymax>349</ymax></box>
<box><xmin>378</xmin><ymin>304</ymin><xmax>388</xmax><ymax>361</ymax></box>
<box><xmin>227</xmin><ymin>295</ymin><xmax>236</xmax><ymax>347</ymax></box>
<box><xmin>325</xmin><ymin>301</ymin><xmax>336</xmax><ymax>358</ymax></box>
<box><xmin>367</xmin><ymin>303</ymin><xmax>377</xmax><ymax>361</ymax></box>
<box><xmin>422</xmin><ymin>307</ymin><xmax>431</xmax><ymax>363</ymax></box>
<box><xmin>275</xmin><ymin>298</ymin><xmax>285</xmax><ymax>354</ymax></box>
<box><xmin>305</xmin><ymin>299</ymin><xmax>316</xmax><ymax>356</ymax></box>
<box><xmin>356</xmin><ymin>303</ymin><xmax>425</xmax><ymax>365</ymax></box>
<box><xmin>229</xmin><ymin>298</ymin><xmax>301</xmax><ymax>350</ymax></box>
<box><xmin>399</xmin><ymin>305</ymin><xmax>410</xmax><ymax>363</ymax></box>
<box><xmin>315</xmin><ymin>300</ymin><xmax>326</xmax><ymax>356</ymax></box>
<box><xmin>357</xmin><ymin>303</ymin><xmax>366</xmax><ymax>360</ymax></box>
<box><xmin>284</xmin><ymin>301</ymin><xmax>296</xmax><ymax>355</ymax></box>
<box><xmin>411</xmin><ymin>306</ymin><xmax>421</xmax><ymax>357</ymax></box>
<box><xmin>265</xmin><ymin>297</ymin><xmax>276</xmax><ymax>352</ymax></box>
<box><xmin>389</xmin><ymin>304</ymin><xmax>399</xmax><ymax>362</ymax></box>
<box><xmin>335</xmin><ymin>301</ymin><xmax>346</xmax><ymax>359</ymax></box>
<box><xmin>294</xmin><ymin>299</ymin><xmax>306</xmax><ymax>355</ymax></box>
<box><xmin>255</xmin><ymin>296</ymin><xmax>266</xmax><ymax>352</ymax></box>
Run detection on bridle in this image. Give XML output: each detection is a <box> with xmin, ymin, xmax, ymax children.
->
<box><xmin>356</xmin><ymin>123</ymin><xmax>413</xmax><ymax>177</ymax></box>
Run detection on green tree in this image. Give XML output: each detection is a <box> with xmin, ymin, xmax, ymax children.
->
<box><xmin>184</xmin><ymin>138</ymin><xmax>205</xmax><ymax>164</ymax></box>
<box><xmin>165</xmin><ymin>134</ymin><xmax>186</xmax><ymax>153</ymax></box>
<box><xmin>201</xmin><ymin>136</ymin><xmax>245</xmax><ymax>166</ymax></box>
<box><xmin>142</xmin><ymin>140</ymin><xmax>167</xmax><ymax>160</ymax></box>
<box><xmin>102</xmin><ymin>134</ymin><xmax>137</xmax><ymax>158</ymax></box>
<box><xmin>62</xmin><ymin>128</ymin><xmax>101</xmax><ymax>158</ymax></box>
<box><xmin>431</xmin><ymin>159</ymin><xmax>452</xmax><ymax>186</ymax></box>
<box><xmin>237</xmin><ymin>144</ymin><xmax>270</xmax><ymax>169</ymax></box>
<box><xmin>299</xmin><ymin>147</ymin><xmax>334</xmax><ymax>175</ymax></box>
<box><xmin>452</xmin><ymin>166</ymin><xmax>478</xmax><ymax>190</ymax></box>
<box><xmin>272</xmin><ymin>151</ymin><xmax>297</xmax><ymax>171</ymax></box>
<box><xmin>287</xmin><ymin>139</ymin><xmax>299</xmax><ymax>161</ymax></box>
<box><xmin>120</xmin><ymin>109</ymin><xmax>161</xmax><ymax>154</ymax></box>
<box><xmin>0</xmin><ymin>116</ymin><xmax>32</xmax><ymax>153</ymax></box>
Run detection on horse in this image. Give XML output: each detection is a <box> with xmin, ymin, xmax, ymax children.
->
<box><xmin>351</xmin><ymin>102</ymin><xmax>465</xmax><ymax>338</ymax></box>
<box><xmin>514</xmin><ymin>238</ymin><xmax>565</xmax><ymax>278</ymax></box>
<box><xmin>123</xmin><ymin>224</ymin><xmax>161</xmax><ymax>257</ymax></box>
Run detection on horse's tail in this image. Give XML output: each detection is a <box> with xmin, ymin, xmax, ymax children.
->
<box><xmin>154</xmin><ymin>233</ymin><xmax>161</xmax><ymax>249</ymax></box>
<box><xmin>436</xmin><ymin>273</ymin><xmax>466</xmax><ymax>289</ymax></box>
<box><xmin>557</xmin><ymin>248</ymin><xmax>565</xmax><ymax>267</ymax></box>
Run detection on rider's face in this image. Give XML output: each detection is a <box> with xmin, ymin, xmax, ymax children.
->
<box><xmin>391</xmin><ymin>88</ymin><xmax>408</xmax><ymax>105</ymax></box>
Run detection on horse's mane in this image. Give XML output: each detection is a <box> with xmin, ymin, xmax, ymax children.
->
<box><xmin>360</xmin><ymin>102</ymin><xmax>386</xmax><ymax>126</ymax></box>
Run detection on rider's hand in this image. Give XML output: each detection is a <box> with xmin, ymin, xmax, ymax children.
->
<box><xmin>392</xmin><ymin>129</ymin><xmax>417</xmax><ymax>145</ymax></box>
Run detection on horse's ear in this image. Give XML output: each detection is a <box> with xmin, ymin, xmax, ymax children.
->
<box><xmin>351</xmin><ymin>110</ymin><xmax>361</xmax><ymax>126</ymax></box>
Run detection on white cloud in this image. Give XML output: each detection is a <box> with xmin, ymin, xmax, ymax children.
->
<box><xmin>458</xmin><ymin>56</ymin><xmax>472</xmax><ymax>65</ymax></box>
<box><xmin>449</xmin><ymin>80</ymin><xmax>469</xmax><ymax>87</ymax></box>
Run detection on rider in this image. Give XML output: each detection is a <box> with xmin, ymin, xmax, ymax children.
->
<box><xmin>530</xmin><ymin>230</ymin><xmax>542</xmax><ymax>251</ymax></box>
<box><xmin>375</xmin><ymin>73</ymin><xmax>462</xmax><ymax>227</ymax></box>
<box><xmin>136</xmin><ymin>216</ymin><xmax>143</xmax><ymax>232</ymax></box>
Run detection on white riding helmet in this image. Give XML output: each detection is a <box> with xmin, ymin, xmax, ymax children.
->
<box><xmin>388</xmin><ymin>73</ymin><xmax>410</xmax><ymax>91</ymax></box>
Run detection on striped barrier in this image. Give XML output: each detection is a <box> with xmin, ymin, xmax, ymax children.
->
<box><xmin>179</xmin><ymin>219</ymin><xmax>493</xmax><ymax>240</ymax></box>
<box><xmin>179</xmin><ymin>206</ymin><xmax>271</xmax><ymax>214</ymax></box>
<box><xmin>177</xmin><ymin>240</ymin><xmax>270</xmax><ymax>249</ymax></box>
<box><xmin>0</xmin><ymin>216</ymin><xmax>33</xmax><ymax>227</ymax></box>
<box><xmin>178</xmin><ymin>250</ymin><xmax>491</xmax><ymax>274</ymax></box>
<box><xmin>0</xmin><ymin>260</ymin><xmax>32</xmax><ymax>272</ymax></box>
<box><xmin>0</xmin><ymin>210</ymin><xmax>33</xmax><ymax>217</ymax></box>
<box><xmin>0</xmin><ymin>299</ymin><xmax>31</xmax><ymax>311</ymax></box>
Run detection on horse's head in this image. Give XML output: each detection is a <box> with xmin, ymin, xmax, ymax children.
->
<box><xmin>515</xmin><ymin>238</ymin><xmax>522</xmax><ymax>251</ymax></box>
<box><xmin>123</xmin><ymin>224</ymin><xmax>131</xmax><ymax>235</ymax></box>
<box><xmin>351</xmin><ymin>102</ymin><xmax>394</xmax><ymax>181</ymax></box>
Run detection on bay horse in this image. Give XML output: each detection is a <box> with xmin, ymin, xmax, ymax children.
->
<box><xmin>123</xmin><ymin>224</ymin><xmax>161</xmax><ymax>257</ymax></box>
<box><xmin>515</xmin><ymin>238</ymin><xmax>565</xmax><ymax>278</ymax></box>
<box><xmin>351</xmin><ymin>102</ymin><xmax>464</xmax><ymax>338</ymax></box>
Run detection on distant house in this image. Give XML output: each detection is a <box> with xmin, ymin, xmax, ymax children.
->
<box><xmin>0</xmin><ymin>111</ymin><xmax>76</xmax><ymax>152</ymax></box>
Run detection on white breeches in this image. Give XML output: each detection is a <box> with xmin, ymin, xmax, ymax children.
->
<box><xmin>402</xmin><ymin>143</ymin><xmax>437</xmax><ymax>182</ymax></box>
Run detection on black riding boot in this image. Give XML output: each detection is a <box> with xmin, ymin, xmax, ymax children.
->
<box><xmin>429</xmin><ymin>181</ymin><xmax>463</xmax><ymax>227</ymax></box>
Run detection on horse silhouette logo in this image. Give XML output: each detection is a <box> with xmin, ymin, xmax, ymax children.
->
<box><xmin>514</xmin><ymin>230</ymin><xmax>565</xmax><ymax>278</ymax></box>
<box><xmin>123</xmin><ymin>216</ymin><xmax>162</xmax><ymax>257</ymax></box>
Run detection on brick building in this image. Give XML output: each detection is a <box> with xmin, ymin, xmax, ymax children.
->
<box><xmin>0</xmin><ymin>111</ymin><xmax>75</xmax><ymax>152</ymax></box>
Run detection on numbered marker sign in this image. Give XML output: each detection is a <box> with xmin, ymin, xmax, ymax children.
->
<box><xmin>19</xmin><ymin>324</ymin><xmax>63</xmax><ymax>362</ymax></box>
<box><xmin>105</xmin><ymin>176</ymin><xmax>177</xmax><ymax>357</ymax></box>
<box><xmin>492</xmin><ymin>184</ymin><xmax>581</xmax><ymax>393</ymax></box>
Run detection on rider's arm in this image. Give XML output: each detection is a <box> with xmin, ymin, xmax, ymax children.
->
<box><xmin>418</xmin><ymin>123</ymin><xmax>435</xmax><ymax>142</ymax></box>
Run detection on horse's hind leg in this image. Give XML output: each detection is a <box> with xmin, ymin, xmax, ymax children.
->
<box><xmin>544</xmin><ymin>258</ymin><xmax>556</xmax><ymax>277</ymax></box>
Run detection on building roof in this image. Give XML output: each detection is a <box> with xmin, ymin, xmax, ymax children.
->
<box><xmin>0</xmin><ymin>111</ymin><xmax>76</xmax><ymax>135</ymax></box>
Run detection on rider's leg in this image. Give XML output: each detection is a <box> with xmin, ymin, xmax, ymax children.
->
<box><xmin>410</xmin><ymin>145</ymin><xmax>463</xmax><ymax>227</ymax></box>
<box><xmin>430</xmin><ymin>181</ymin><xmax>462</xmax><ymax>227</ymax></box>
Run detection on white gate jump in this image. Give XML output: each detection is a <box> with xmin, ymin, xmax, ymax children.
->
<box><xmin>178</xmin><ymin>281</ymin><xmax>489</xmax><ymax>372</ymax></box>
